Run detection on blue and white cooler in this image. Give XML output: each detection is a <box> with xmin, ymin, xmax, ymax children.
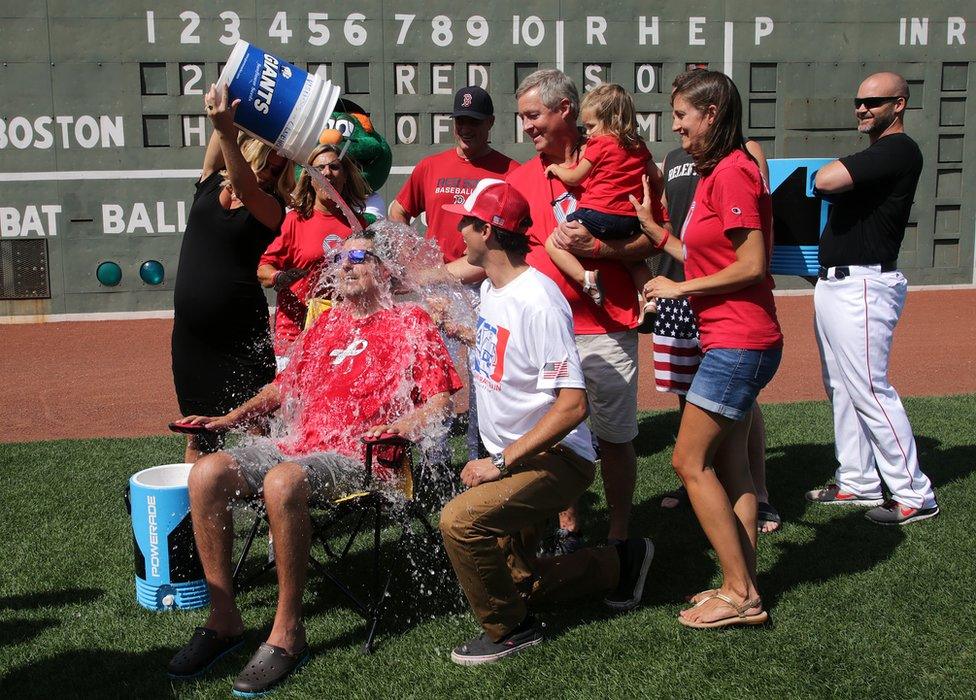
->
<box><xmin>127</xmin><ymin>463</ymin><xmax>209</xmax><ymax>611</ymax></box>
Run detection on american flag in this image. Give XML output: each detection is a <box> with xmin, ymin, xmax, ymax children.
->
<box><xmin>652</xmin><ymin>298</ymin><xmax>701</xmax><ymax>395</ymax></box>
<box><xmin>542</xmin><ymin>360</ymin><xmax>570</xmax><ymax>380</ymax></box>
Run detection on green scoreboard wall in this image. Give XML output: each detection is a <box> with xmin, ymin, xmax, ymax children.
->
<box><xmin>1</xmin><ymin>2</ymin><xmax>974</xmax><ymax>317</ymax></box>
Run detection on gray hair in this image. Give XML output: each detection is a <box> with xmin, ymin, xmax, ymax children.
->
<box><xmin>516</xmin><ymin>69</ymin><xmax>579</xmax><ymax>120</ymax></box>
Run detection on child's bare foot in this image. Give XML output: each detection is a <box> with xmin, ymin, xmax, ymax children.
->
<box><xmin>636</xmin><ymin>296</ymin><xmax>657</xmax><ymax>334</ymax></box>
<box><xmin>583</xmin><ymin>270</ymin><xmax>603</xmax><ymax>305</ymax></box>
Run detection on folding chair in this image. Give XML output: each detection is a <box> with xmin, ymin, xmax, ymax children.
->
<box><xmin>231</xmin><ymin>434</ymin><xmax>441</xmax><ymax>653</ymax></box>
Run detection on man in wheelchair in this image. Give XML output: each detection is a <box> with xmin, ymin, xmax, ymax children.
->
<box><xmin>167</xmin><ymin>230</ymin><xmax>462</xmax><ymax>694</ymax></box>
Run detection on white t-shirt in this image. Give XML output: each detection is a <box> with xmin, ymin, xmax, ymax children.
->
<box><xmin>473</xmin><ymin>267</ymin><xmax>596</xmax><ymax>462</ymax></box>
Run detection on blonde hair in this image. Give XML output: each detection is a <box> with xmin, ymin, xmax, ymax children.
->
<box><xmin>581</xmin><ymin>84</ymin><xmax>642</xmax><ymax>150</ymax></box>
<box><xmin>221</xmin><ymin>134</ymin><xmax>296</xmax><ymax>204</ymax></box>
<box><xmin>291</xmin><ymin>144</ymin><xmax>371</xmax><ymax>220</ymax></box>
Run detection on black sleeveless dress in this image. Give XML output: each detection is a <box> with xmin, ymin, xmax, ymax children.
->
<box><xmin>171</xmin><ymin>172</ymin><xmax>280</xmax><ymax>417</ymax></box>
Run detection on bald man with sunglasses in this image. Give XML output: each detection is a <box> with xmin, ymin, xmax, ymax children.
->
<box><xmin>806</xmin><ymin>72</ymin><xmax>939</xmax><ymax>526</ymax></box>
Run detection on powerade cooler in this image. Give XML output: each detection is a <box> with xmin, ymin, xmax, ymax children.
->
<box><xmin>127</xmin><ymin>463</ymin><xmax>209</xmax><ymax>611</ymax></box>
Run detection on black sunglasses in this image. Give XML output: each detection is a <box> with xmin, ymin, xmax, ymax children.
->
<box><xmin>333</xmin><ymin>249</ymin><xmax>381</xmax><ymax>265</ymax></box>
<box><xmin>853</xmin><ymin>96</ymin><xmax>902</xmax><ymax>109</ymax></box>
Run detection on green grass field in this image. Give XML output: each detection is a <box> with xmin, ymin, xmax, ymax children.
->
<box><xmin>2</xmin><ymin>396</ymin><xmax>975</xmax><ymax>699</ymax></box>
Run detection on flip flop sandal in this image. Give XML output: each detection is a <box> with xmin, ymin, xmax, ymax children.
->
<box><xmin>678</xmin><ymin>593</ymin><xmax>769</xmax><ymax>629</ymax></box>
<box><xmin>684</xmin><ymin>588</ymin><xmax>719</xmax><ymax>604</ymax></box>
<box><xmin>232</xmin><ymin>643</ymin><xmax>311</xmax><ymax>697</ymax></box>
<box><xmin>758</xmin><ymin>502</ymin><xmax>782</xmax><ymax>534</ymax></box>
<box><xmin>660</xmin><ymin>485</ymin><xmax>690</xmax><ymax>509</ymax></box>
<box><xmin>167</xmin><ymin>627</ymin><xmax>246</xmax><ymax>679</ymax></box>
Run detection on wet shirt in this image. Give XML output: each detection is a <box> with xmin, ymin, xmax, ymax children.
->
<box><xmin>272</xmin><ymin>304</ymin><xmax>462</xmax><ymax>460</ymax></box>
<box><xmin>507</xmin><ymin>155</ymin><xmax>639</xmax><ymax>334</ymax></box>
<box><xmin>683</xmin><ymin>149</ymin><xmax>782</xmax><ymax>352</ymax></box>
<box><xmin>474</xmin><ymin>267</ymin><xmax>596</xmax><ymax>462</ymax></box>
<box><xmin>260</xmin><ymin>208</ymin><xmax>364</xmax><ymax>355</ymax></box>
<box><xmin>577</xmin><ymin>135</ymin><xmax>653</xmax><ymax>215</ymax></box>
<box><xmin>818</xmin><ymin>132</ymin><xmax>922</xmax><ymax>267</ymax></box>
<box><xmin>395</xmin><ymin>148</ymin><xmax>519</xmax><ymax>263</ymax></box>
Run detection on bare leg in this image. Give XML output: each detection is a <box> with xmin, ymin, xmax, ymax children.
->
<box><xmin>713</xmin><ymin>413</ymin><xmax>758</xmax><ymax>586</ymax></box>
<box><xmin>671</xmin><ymin>403</ymin><xmax>762</xmax><ymax>623</ymax></box>
<box><xmin>545</xmin><ymin>233</ymin><xmax>589</xmax><ymax>288</ymax></box>
<box><xmin>184</xmin><ymin>435</ymin><xmax>203</xmax><ymax>464</ymax></box>
<box><xmin>188</xmin><ymin>452</ymin><xmax>253</xmax><ymax>636</ymax></box>
<box><xmin>600</xmin><ymin>438</ymin><xmax>637</xmax><ymax>542</ymax></box>
<box><xmin>261</xmin><ymin>462</ymin><xmax>312</xmax><ymax>654</ymax></box>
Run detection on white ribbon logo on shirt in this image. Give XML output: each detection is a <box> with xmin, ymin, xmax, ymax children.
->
<box><xmin>330</xmin><ymin>339</ymin><xmax>368</xmax><ymax>365</ymax></box>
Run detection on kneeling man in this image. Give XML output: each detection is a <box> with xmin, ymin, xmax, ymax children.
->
<box><xmin>439</xmin><ymin>180</ymin><xmax>653</xmax><ymax>666</ymax></box>
<box><xmin>167</xmin><ymin>230</ymin><xmax>462</xmax><ymax>694</ymax></box>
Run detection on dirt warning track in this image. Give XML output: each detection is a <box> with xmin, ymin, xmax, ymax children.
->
<box><xmin>2</xmin><ymin>289</ymin><xmax>974</xmax><ymax>443</ymax></box>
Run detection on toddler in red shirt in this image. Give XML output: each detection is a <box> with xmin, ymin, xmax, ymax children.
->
<box><xmin>544</xmin><ymin>84</ymin><xmax>667</xmax><ymax>316</ymax></box>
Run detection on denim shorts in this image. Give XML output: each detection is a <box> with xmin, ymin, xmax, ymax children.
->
<box><xmin>566</xmin><ymin>208</ymin><xmax>638</xmax><ymax>240</ymax></box>
<box><xmin>686</xmin><ymin>348</ymin><xmax>782</xmax><ymax>421</ymax></box>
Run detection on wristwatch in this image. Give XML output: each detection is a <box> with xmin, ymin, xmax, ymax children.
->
<box><xmin>491</xmin><ymin>452</ymin><xmax>509</xmax><ymax>476</ymax></box>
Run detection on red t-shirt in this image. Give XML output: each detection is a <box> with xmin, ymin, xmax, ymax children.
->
<box><xmin>260</xmin><ymin>208</ymin><xmax>364</xmax><ymax>355</ymax></box>
<box><xmin>683</xmin><ymin>149</ymin><xmax>783</xmax><ymax>352</ymax></box>
<box><xmin>579</xmin><ymin>135</ymin><xmax>653</xmax><ymax>216</ymax></box>
<box><xmin>272</xmin><ymin>304</ymin><xmax>462</xmax><ymax>460</ymax></box>
<box><xmin>507</xmin><ymin>156</ymin><xmax>640</xmax><ymax>334</ymax></box>
<box><xmin>395</xmin><ymin>148</ymin><xmax>519</xmax><ymax>262</ymax></box>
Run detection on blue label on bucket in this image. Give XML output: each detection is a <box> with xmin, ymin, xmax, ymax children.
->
<box><xmin>226</xmin><ymin>44</ymin><xmax>309</xmax><ymax>148</ymax></box>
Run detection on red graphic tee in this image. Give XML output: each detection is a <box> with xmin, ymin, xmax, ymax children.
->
<box><xmin>272</xmin><ymin>304</ymin><xmax>463</xmax><ymax>460</ymax></box>
<box><xmin>683</xmin><ymin>149</ymin><xmax>783</xmax><ymax>351</ymax></box>
<box><xmin>260</xmin><ymin>208</ymin><xmax>365</xmax><ymax>355</ymax></box>
<box><xmin>395</xmin><ymin>148</ymin><xmax>519</xmax><ymax>262</ymax></box>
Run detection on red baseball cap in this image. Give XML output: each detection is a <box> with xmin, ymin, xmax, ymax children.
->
<box><xmin>442</xmin><ymin>179</ymin><xmax>532</xmax><ymax>232</ymax></box>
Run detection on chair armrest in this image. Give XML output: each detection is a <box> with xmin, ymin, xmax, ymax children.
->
<box><xmin>360</xmin><ymin>434</ymin><xmax>415</xmax><ymax>486</ymax></box>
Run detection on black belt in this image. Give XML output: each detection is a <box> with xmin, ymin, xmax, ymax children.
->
<box><xmin>818</xmin><ymin>262</ymin><xmax>897</xmax><ymax>280</ymax></box>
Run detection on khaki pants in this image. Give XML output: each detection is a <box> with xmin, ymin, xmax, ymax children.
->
<box><xmin>439</xmin><ymin>447</ymin><xmax>620</xmax><ymax>641</ymax></box>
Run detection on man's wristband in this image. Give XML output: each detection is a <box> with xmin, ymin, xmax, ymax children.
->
<box><xmin>653</xmin><ymin>229</ymin><xmax>670</xmax><ymax>251</ymax></box>
<box><xmin>591</xmin><ymin>237</ymin><xmax>603</xmax><ymax>257</ymax></box>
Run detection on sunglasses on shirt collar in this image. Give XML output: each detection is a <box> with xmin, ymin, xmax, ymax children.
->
<box><xmin>333</xmin><ymin>249</ymin><xmax>382</xmax><ymax>265</ymax></box>
<box><xmin>853</xmin><ymin>96</ymin><xmax>903</xmax><ymax>109</ymax></box>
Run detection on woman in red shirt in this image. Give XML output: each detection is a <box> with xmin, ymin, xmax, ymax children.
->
<box><xmin>259</xmin><ymin>144</ymin><xmax>370</xmax><ymax>367</ymax></box>
<box><xmin>634</xmin><ymin>70</ymin><xmax>783</xmax><ymax>630</ymax></box>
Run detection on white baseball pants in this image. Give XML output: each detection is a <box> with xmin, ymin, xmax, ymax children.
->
<box><xmin>813</xmin><ymin>268</ymin><xmax>936</xmax><ymax>509</ymax></box>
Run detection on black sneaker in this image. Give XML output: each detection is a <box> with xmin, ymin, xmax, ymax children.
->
<box><xmin>605</xmin><ymin>538</ymin><xmax>654</xmax><ymax>611</ymax></box>
<box><xmin>450</xmin><ymin>618</ymin><xmax>544</xmax><ymax>666</ymax></box>
<box><xmin>865</xmin><ymin>499</ymin><xmax>940</xmax><ymax>525</ymax></box>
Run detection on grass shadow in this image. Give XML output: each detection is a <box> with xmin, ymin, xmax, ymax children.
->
<box><xmin>0</xmin><ymin>587</ymin><xmax>104</xmax><ymax>611</ymax></box>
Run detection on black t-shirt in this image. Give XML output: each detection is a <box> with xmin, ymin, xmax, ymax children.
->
<box><xmin>661</xmin><ymin>148</ymin><xmax>699</xmax><ymax>282</ymax></box>
<box><xmin>173</xmin><ymin>171</ymin><xmax>284</xmax><ymax>342</ymax></box>
<box><xmin>818</xmin><ymin>132</ymin><xmax>922</xmax><ymax>267</ymax></box>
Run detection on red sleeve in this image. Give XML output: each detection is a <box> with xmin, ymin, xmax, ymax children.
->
<box><xmin>581</xmin><ymin>135</ymin><xmax>611</xmax><ymax>168</ymax></box>
<box><xmin>406</xmin><ymin>307</ymin><xmax>463</xmax><ymax>403</ymax></box>
<box><xmin>394</xmin><ymin>158</ymin><xmax>428</xmax><ymax>218</ymax></box>
<box><xmin>711</xmin><ymin>164</ymin><xmax>763</xmax><ymax>233</ymax></box>
<box><xmin>260</xmin><ymin>212</ymin><xmax>296</xmax><ymax>268</ymax></box>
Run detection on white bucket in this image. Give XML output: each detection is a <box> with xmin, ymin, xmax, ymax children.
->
<box><xmin>217</xmin><ymin>40</ymin><xmax>342</xmax><ymax>164</ymax></box>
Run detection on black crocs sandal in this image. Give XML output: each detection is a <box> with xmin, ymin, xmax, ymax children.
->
<box><xmin>167</xmin><ymin>627</ymin><xmax>246</xmax><ymax>679</ymax></box>
<box><xmin>232</xmin><ymin>643</ymin><xmax>311</xmax><ymax>697</ymax></box>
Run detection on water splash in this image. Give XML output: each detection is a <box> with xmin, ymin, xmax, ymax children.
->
<box><xmin>304</xmin><ymin>165</ymin><xmax>363</xmax><ymax>234</ymax></box>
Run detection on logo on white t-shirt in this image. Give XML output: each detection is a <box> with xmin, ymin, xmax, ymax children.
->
<box><xmin>330</xmin><ymin>339</ymin><xmax>368</xmax><ymax>366</ymax></box>
<box><xmin>473</xmin><ymin>317</ymin><xmax>509</xmax><ymax>390</ymax></box>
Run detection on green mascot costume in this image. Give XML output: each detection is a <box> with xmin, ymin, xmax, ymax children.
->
<box><xmin>318</xmin><ymin>98</ymin><xmax>393</xmax><ymax>224</ymax></box>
